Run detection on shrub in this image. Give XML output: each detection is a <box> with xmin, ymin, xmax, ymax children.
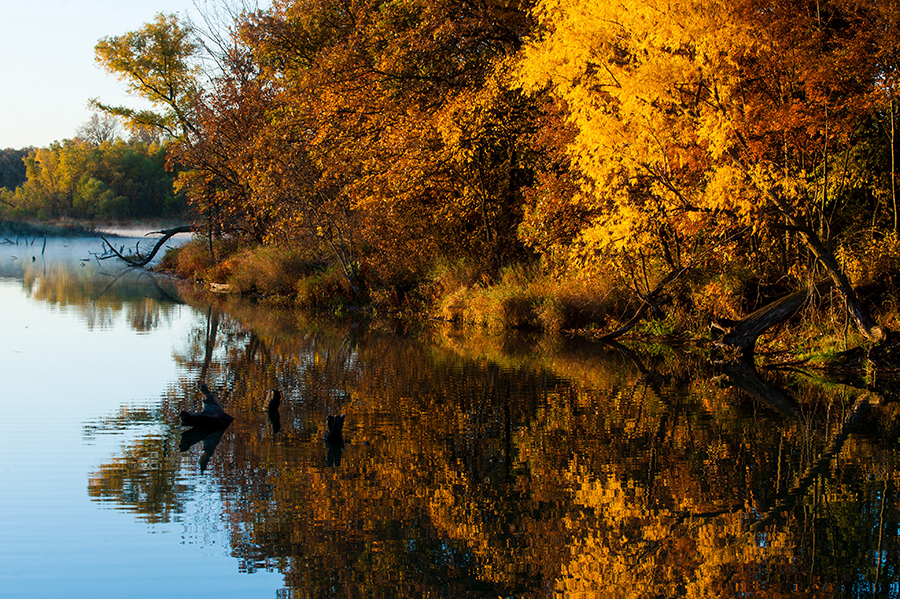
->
<box><xmin>433</xmin><ymin>261</ymin><xmax>621</xmax><ymax>333</ymax></box>
<box><xmin>838</xmin><ymin>231</ymin><xmax>900</xmax><ymax>286</ymax></box>
<box><xmin>157</xmin><ymin>238</ymin><xmax>214</xmax><ymax>279</ymax></box>
<box><xmin>295</xmin><ymin>266</ymin><xmax>354</xmax><ymax>309</ymax></box>
<box><xmin>225</xmin><ymin>245</ymin><xmax>318</xmax><ymax>296</ymax></box>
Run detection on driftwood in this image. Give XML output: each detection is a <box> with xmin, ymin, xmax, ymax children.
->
<box><xmin>100</xmin><ymin>224</ymin><xmax>193</xmax><ymax>267</ymax></box>
<box><xmin>179</xmin><ymin>383</ymin><xmax>234</xmax><ymax>428</ymax></box>
<box><xmin>713</xmin><ymin>278</ymin><xmax>833</xmax><ymax>358</ymax></box>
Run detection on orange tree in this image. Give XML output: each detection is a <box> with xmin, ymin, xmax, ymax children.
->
<box><xmin>240</xmin><ymin>0</ymin><xmax>541</xmax><ymax>287</ymax></box>
<box><xmin>170</xmin><ymin>45</ymin><xmax>275</xmax><ymax>247</ymax></box>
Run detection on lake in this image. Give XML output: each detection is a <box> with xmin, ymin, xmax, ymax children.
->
<box><xmin>0</xmin><ymin>233</ymin><xmax>898</xmax><ymax>597</ymax></box>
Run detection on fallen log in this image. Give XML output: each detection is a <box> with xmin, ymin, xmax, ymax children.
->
<box><xmin>713</xmin><ymin>278</ymin><xmax>833</xmax><ymax>359</ymax></box>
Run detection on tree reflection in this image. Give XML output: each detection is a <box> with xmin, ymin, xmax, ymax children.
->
<box><xmin>6</xmin><ymin>237</ymin><xmax>186</xmax><ymax>333</ymax></box>
<box><xmin>86</xmin><ymin>424</ymin><xmax>185</xmax><ymax>523</ymax></box>
<box><xmin>87</xmin><ymin>297</ymin><xmax>900</xmax><ymax>596</ymax></box>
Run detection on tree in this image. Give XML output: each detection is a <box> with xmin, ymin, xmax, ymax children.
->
<box><xmin>516</xmin><ymin>0</ymin><xmax>891</xmax><ymax>341</ymax></box>
<box><xmin>8</xmin><ymin>139</ymin><xmax>180</xmax><ymax>219</ymax></box>
<box><xmin>93</xmin><ymin>13</ymin><xmax>202</xmax><ymax>140</ymax></box>
<box><xmin>0</xmin><ymin>148</ymin><xmax>30</xmax><ymax>190</ymax></box>
<box><xmin>240</xmin><ymin>0</ymin><xmax>538</xmax><ymax>285</ymax></box>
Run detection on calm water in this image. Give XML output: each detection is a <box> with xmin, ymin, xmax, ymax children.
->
<box><xmin>1</xmin><ymin>234</ymin><xmax>898</xmax><ymax>597</ymax></box>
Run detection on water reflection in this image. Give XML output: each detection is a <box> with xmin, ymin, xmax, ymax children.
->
<box><xmin>1</xmin><ymin>233</ymin><xmax>185</xmax><ymax>332</ymax></box>
<box><xmin>265</xmin><ymin>389</ymin><xmax>282</xmax><ymax>435</ymax></box>
<box><xmin>324</xmin><ymin>414</ymin><xmax>345</xmax><ymax>467</ymax></box>
<box><xmin>85</xmin><ymin>294</ymin><xmax>900</xmax><ymax>597</ymax></box>
<box><xmin>180</xmin><ymin>421</ymin><xmax>232</xmax><ymax>474</ymax></box>
<box><xmin>9</xmin><ymin>237</ymin><xmax>898</xmax><ymax>596</ymax></box>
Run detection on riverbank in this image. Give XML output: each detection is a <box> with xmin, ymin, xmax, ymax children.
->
<box><xmin>151</xmin><ymin>235</ymin><xmax>900</xmax><ymax>378</ymax></box>
<box><xmin>8</xmin><ymin>217</ymin><xmax>896</xmax><ymax>374</ymax></box>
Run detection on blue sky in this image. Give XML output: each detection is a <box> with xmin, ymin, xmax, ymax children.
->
<box><xmin>0</xmin><ymin>0</ymin><xmax>243</xmax><ymax>149</ymax></box>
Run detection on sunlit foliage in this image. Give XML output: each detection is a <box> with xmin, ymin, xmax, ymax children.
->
<box><xmin>80</xmin><ymin>0</ymin><xmax>900</xmax><ymax>337</ymax></box>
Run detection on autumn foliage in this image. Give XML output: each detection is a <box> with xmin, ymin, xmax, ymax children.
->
<box><xmin>87</xmin><ymin>0</ymin><xmax>900</xmax><ymax>334</ymax></box>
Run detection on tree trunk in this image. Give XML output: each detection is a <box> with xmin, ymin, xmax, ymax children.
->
<box><xmin>726</xmin><ymin>149</ymin><xmax>885</xmax><ymax>343</ymax></box>
<box><xmin>713</xmin><ymin>279</ymin><xmax>833</xmax><ymax>358</ymax></box>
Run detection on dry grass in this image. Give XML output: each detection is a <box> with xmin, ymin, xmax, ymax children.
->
<box><xmin>433</xmin><ymin>262</ymin><xmax>621</xmax><ymax>333</ymax></box>
<box><xmin>223</xmin><ymin>245</ymin><xmax>318</xmax><ymax>296</ymax></box>
<box><xmin>295</xmin><ymin>267</ymin><xmax>355</xmax><ymax>309</ymax></box>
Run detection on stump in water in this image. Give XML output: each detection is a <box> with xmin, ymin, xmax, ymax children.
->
<box><xmin>179</xmin><ymin>383</ymin><xmax>234</xmax><ymax>427</ymax></box>
<box><xmin>713</xmin><ymin>279</ymin><xmax>833</xmax><ymax>359</ymax></box>
<box><xmin>179</xmin><ymin>423</ymin><xmax>231</xmax><ymax>473</ymax></box>
<box><xmin>179</xmin><ymin>383</ymin><xmax>233</xmax><ymax>473</ymax></box>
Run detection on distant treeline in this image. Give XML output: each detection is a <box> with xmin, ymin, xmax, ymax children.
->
<box><xmin>0</xmin><ymin>138</ymin><xmax>184</xmax><ymax>220</ymax></box>
<box><xmin>0</xmin><ymin>148</ymin><xmax>28</xmax><ymax>190</ymax></box>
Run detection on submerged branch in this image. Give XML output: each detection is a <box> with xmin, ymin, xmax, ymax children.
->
<box><xmin>99</xmin><ymin>224</ymin><xmax>193</xmax><ymax>267</ymax></box>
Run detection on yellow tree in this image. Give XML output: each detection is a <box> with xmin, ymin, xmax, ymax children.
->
<box><xmin>517</xmin><ymin>0</ymin><xmax>890</xmax><ymax>340</ymax></box>
<box><xmin>93</xmin><ymin>13</ymin><xmax>201</xmax><ymax>140</ymax></box>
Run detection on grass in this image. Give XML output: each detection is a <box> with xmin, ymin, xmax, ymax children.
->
<box><xmin>431</xmin><ymin>261</ymin><xmax>622</xmax><ymax>333</ymax></box>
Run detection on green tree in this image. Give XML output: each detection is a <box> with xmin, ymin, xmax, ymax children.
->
<box><xmin>0</xmin><ymin>148</ymin><xmax>30</xmax><ymax>190</ymax></box>
<box><xmin>8</xmin><ymin>138</ymin><xmax>180</xmax><ymax>220</ymax></box>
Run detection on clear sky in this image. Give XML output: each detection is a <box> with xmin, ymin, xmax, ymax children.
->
<box><xmin>0</xmin><ymin>0</ymin><xmax>209</xmax><ymax>149</ymax></box>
